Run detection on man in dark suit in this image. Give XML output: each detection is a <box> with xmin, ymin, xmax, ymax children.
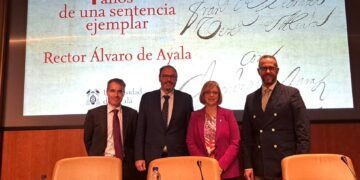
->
<box><xmin>84</xmin><ymin>78</ymin><xmax>145</xmax><ymax>180</ymax></box>
<box><xmin>134</xmin><ymin>65</ymin><xmax>194</xmax><ymax>172</ymax></box>
<box><xmin>241</xmin><ymin>55</ymin><xmax>310</xmax><ymax>180</ymax></box>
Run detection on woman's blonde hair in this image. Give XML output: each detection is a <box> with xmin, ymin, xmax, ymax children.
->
<box><xmin>199</xmin><ymin>81</ymin><xmax>222</xmax><ymax>105</ymax></box>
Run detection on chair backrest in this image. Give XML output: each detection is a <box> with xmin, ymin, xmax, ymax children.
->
<box><xmin>52</xmin><ymin>156</ymin><xmax>122</xmax><ymax>180</ymax></box>
<box><xmin>281</xmin><ymin>154</ymin><xmax>357</xmax><ymax>180</ymax></box>
<box><xmin>147</xmin><ymin>156</ymin><xmax>221</xmax><ymax>180</ymax></box>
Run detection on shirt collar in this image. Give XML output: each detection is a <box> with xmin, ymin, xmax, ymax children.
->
<box><xmin>262</xmin><ymin>81</ymin><xmax>277</xmax><ymax>93</ymax></box>
<box><xmin>107</xmin><ymin>104</ymin><xmax>122</xmax><ymax>113</ymax></box>
<box><xmin>160</xmin><ymin>89</ymin><xmax>174</xmax><ymax>98</ymax></box>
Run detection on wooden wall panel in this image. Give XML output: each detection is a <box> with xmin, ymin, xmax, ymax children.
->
<box><xmin>1</xmin><ymin>123</ymin><xmax>359</xmax><ymax>180</ymax></box>
<box><xmin>1</xmin><ymin>129</ymin><xmax>87</xmax><ymax>180</ymax></box>
<box><xmin>311</xmin><ymin>123</ymin><xmax>360</xmax><ymax>174</ymax></box>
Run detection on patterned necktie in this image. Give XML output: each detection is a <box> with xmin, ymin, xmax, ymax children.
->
<box><xmin>162</xmin><ymin>95</ymin><xmax>170</xmax><ymax>128</ymax></box>
<box><xmin>262</xmin><ymin>88</ymin><xmax>271</xmax><ymax>111</ymax></box>
<box><xmin>112</xmin><ymin>109</ymin><xmax>123</xmax><ymax>159</ymax></box>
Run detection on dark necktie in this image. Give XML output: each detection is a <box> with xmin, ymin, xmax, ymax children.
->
<box><xmin>162</xmin><ymin>95</ymin><xmax>170</xmax><ymax>128</ymax></box>
<box><xmin>112</xmin><ymin>109</ymin><xmax>123</xmax><ymax>159</ymax></box>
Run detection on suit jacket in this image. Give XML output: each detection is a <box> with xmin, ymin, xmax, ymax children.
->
<box><xmin>83</xmin><ymin>105</ymin><xmax>144</xmax><ymax>180</ymax></box>
<box><xmin>186</xmin><ymin>107</ymin><xmax>241</xmax><ymax>179</ymax></box>
<box><xmin>134</xmin><ymin>89</ymin><xmax>194</xmax><ymax>164</ymax></box>
<box><xmin>241</xmin><ymin>82</ymin><xmax>310</xmax><ymax>178</ymax></box>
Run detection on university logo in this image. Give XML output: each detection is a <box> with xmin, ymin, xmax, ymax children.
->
<box><xmin>86</xmin><ymin>89</ymin><xmax>100</xmax><ymax>105</ymax></box>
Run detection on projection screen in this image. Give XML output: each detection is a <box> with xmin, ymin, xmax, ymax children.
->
<box><xmin>3</xmin><ymin>0</ymin><xmax>359</xmax><ymax>127</ymax></box>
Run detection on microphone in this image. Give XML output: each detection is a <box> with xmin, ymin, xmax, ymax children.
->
<box><xmin>197</xmin><ymin>160</ymin><xmax>204</xmax><ymax>180</ymax></box>
<box><xmin>341</xmin><ymin>155</ymin><xmax>357</xmax><ymax>180</ymax></box>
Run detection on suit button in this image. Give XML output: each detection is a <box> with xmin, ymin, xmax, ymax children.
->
<box><xmin>253</xmin><ymin>115</ymin><xmax>256</xmax><ymax>119</ymax></box>
<box><xmin>258</xmin><ymin>145</ymin><xmax>261</xmax><ymax>149</ymax></box>
<box><xmin>272</xmin><ymin>128</ymin><xmax>276</xmax><ymax>132</ymax></box>
<box><xmin>274</xmin><ymin>113</ymin><xmax>277</xmax><ymax>117</ymax></box>
<box><xmin>273</xmin><ymin>144</ymin><xmax>278</xmax><ymax>148</ymax></box>
<box><xmin>259</xmin><ymin>129</ymin><xmax>263</xmax><ymax>133</ymax></box>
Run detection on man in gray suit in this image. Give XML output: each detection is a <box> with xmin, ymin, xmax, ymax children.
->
<box><xmin>241</xmin><ymin>55</ymin><xmax>310</xmax><ymax>180</ymax></box>
<box><xmin>135</xmin><ymin>65</ymin><xmax>194</xmax><ymax>172</ymax></box>
<box><xmin>84</xmin><ymin>78</ymin><xmax>145</xmax><ymax>180</ymax></box>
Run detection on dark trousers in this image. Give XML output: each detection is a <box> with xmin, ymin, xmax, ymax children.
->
<box><xmin>254</xmin><ymin>176</ymin><xmax>281</xmax><ymax>180</ymax></box>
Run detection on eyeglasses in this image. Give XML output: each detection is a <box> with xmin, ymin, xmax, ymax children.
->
<box><xmin>160</xmin><ymin>75</ymin><xmax>177</xmax><ymax>79</ymax></box>
<box><xmin>204</xmin><ymin>91</ymin><xmax>219</xmax><ymax>95</ymax></box>
<box><xmin>258</xmin><ymin>66</ymin><xmax>278</xmax><ymax>72</ymax></box>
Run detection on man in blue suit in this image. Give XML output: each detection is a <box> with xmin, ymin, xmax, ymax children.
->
<box><xmin>135</xmin><ymin>65</ymin><xmax>194</xmax><ymax>172</ymax></box>
<box><xmin>241</xmin><ymin>55</ymin><xmax>310</xmax><ymax>180</ymax></box>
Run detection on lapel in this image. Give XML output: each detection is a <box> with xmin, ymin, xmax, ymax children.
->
<box><xmin>266</xmin><ymin>83</ymin><xmax>281</xmax><ymax>111</ymax></box>
<box><xmin>121</xmin><ymin>106</ymin><xmax>129</xmax><ymax>141</ymax></box>
<box><xmin>197</xmin><ymin>108</ymin><xmax>206</xmax><ymax>151</ymax></box>
<box><xmin>154</xmin><ymin>90</ymin><xmax>165</xmax><ymax>128</ymax></box>
<box><xmin>215</xmin><ymin>107</ymin><xmax>223</xmax><ymax>144</ymax></box>
<box><xmin>254</xmin><ymin>88</ymin><xmax>263</xmax><ymax>114</ymax></box>
<box><xmin>99</xmin><ymin>106</ymin><xmax>108</xmax><ymax>138</ymax></box>
<box><xmin>249</xmin><ymin>88</ymin><xmax>265</xmax><ymax>129</ymax></box>
<box><xmin>167</xmin><ymin>90</ymin><xmax>178</xmax><ymax>129</ymax></box>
